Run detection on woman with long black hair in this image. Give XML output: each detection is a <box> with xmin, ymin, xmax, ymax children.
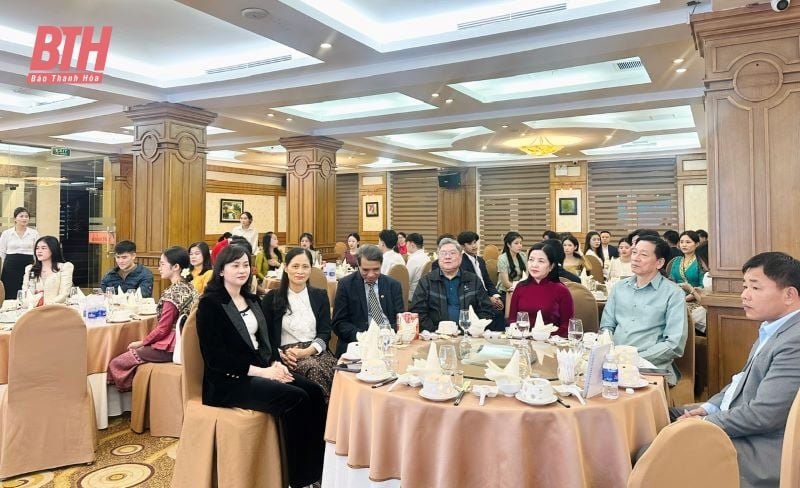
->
<box><xmin>22</xmin><ymin>235</ymin><xmax>73</xmax><ymax>305</ymax></box>
<box><xmin>497</xmin><ymin>231</ymin><xmax>526</xmax><ymax>300</ymax></box>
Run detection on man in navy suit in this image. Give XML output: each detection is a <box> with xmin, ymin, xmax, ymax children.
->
<box><xmin>600</xmin><ymin>230</ymin><xmax>619</xmax><ymax>261</ymax></box>
<box><xmin>458</xmin><ymin>231</ymin><xmax>505</xmax><ymax>331</ymax></box>
<box><xmin>332</xmin><ymin>244</ymin><xmax>405</xmax><ymax>357</ymax></box>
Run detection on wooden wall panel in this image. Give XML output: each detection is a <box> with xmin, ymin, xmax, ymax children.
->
<box><xmin>359</xmin><ymin>172</ymin><xmax>386</xmax><ymax>245</ymax></box>
<box><xmin>766</xmin><ymin>90</ymin><xmax>800</xmax><ymax>254</ymax></box>
<box><xmin>705</xmin><ymin>295</ymin><xmax>759</xmax><ymax>394</ymax></box>
<box><xmin>437</xmin><ymin>168</ymin><xmax>476</xmax><ymax>236</ymax></box>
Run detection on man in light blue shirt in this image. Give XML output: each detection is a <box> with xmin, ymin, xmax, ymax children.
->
<box><xmin>600</xmin><ymin>235</ymin><xmax>687</xmax><ymax>385</ymax></box>
<box><xmin>675</xmin><ymin>252</ymin><xmax>800</xmax><ymax>487</ymax></box>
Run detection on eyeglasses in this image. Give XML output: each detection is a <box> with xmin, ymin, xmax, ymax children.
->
<box><xmin>439</xmin><ymin>250</ymin><xmax>460</xmax><ymax>257</ymax></box>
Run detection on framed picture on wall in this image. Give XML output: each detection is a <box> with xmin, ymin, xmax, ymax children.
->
<box><xmin>558</xmin><ymin>197</ymin><xmax>578</xmax><ymax>216</ymax></box>
<box><xmin>220</xmin><ymin>199</ymin><xmax>244</xmax><ymax>222</ymax></box>
<box><xmin>365</xmin><ymin>201</ymin><xmax>379</xmax><ymax>218</ymax></box>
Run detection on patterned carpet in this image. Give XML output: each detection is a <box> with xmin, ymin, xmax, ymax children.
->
<box><xmin>2</xmin><ymin>414</ymin><xmax>177</xmax><ymax>488</ymax></box>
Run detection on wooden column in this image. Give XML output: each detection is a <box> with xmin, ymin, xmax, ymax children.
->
<box><xmin>280</xmin><ymin>136</ymin><xmax>343</xmax><ymax>258</ymax></box>
<box><xmin>692</xmin><ymin>4</ymin><xmax>800</xmax><ymax>394</ymax></box>
<box><xmin>125</xmin><ymin>102</ymin><xmax>216</xmax><ymax>297</ymax></box>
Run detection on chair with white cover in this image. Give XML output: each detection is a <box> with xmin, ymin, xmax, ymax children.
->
<box><xmin>627</xmin><ymin>418</ymin><xmax>739</xmax><ymax>488</ymax></box>
<box><xmin>562</xmin><ymin>280</ymin><xmax>599</xmax><ymax>333</ymax></box>
<box><xmin>130</xmin><ymin>314</ymin><xmax>188</xmax><ymax>437</ymax></box>
<box><xmin>780</xmin><ymin>387</ymin><xmax>800</xmax><ymax>488</ymax></box>
<box><xmin>0</xmin><ymin>305</ymin><xmax>96</xmax><ymax>479</ymax></box>
<box><xmin>387</xmin><ymin>264</ymin><xmax>410</xmax><ymax>312</ymax></box>
<box><xmin>669</xmin><ymin>308</ymin><xmax>695</xmax><ymax>407</ymax></box>
<box><xmin>483</xmin><ymin>244</ymin><xmax>500</xmax><ymax>261</ymax></box>
<box><xmin>171</xmin><ymin>311</ymin><xmax>285</xmax><ymax>488</ymax></box>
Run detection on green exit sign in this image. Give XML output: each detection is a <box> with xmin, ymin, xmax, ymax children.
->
<box><xmin>51</xmin><ymin>147</ymin><xmax>70</xmax><ymax>156</ymax></box>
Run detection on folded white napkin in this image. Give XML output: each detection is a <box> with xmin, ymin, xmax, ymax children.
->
<box><xmin>76</xmin><ymin>287</ymin><xmax>86</xmax><ymax>299</ymax></box>
<box><xmin>407</xmin><ymin>342</ymin><xmax>441</xmax><ymax>378</ymax></box>
<box><xmin>356</xmin><ymin>321</ymin><xmax>383</xmax><ymax>362</ymax></box>
<box><xmin>116</xmin><ymin>285</ymin><xmax>123</xmax><ymax>295</ymax></box>
<box><xmin>534</xmin><ymin>310</ymin><xmax>545</xmax><ymax>328</ymax></box>
<box><xmin>597</xmin><ymin>329</ymin><xmax>613</xmax><ymax>346</ymax></box>
<box><xmin>386</xmin><ymin>373</ymin><xmax>423</xmax><ymax>391</ymax></box>
<box><xmin>553</xmin><ymin>384</ymin><xmax>586</xmax><ymax>405</ymax></box>
<box><xmin>485</xmin><ymin>350</ymin><xmax>521</xmax><ymax>381</ymax></box>
<box><xmin>556</xmin><ymin>349</ymin><xmax>581</xmax><ymax>384</ymax></box>
<box><xmin>467</xmin><ymin>305</ymin><xmax>492</xmax><ymax>335</ymax></box>
<box><xmin>135</xmin><ymin>288</ymin><xmax>143</xmax><ymax>301</ymax></box>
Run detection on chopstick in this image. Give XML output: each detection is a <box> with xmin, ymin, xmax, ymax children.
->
<box><xmin>556</xmin><ymin>398</ymin><xmax>571</xmax><ymax>408</ymax></box>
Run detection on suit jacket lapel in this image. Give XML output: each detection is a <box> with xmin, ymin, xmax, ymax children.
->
<box><xmin>222</xmin><ymin>300</ymin><xmax>256</xmax><ymax>351</ymax></box>
<box><xmin>249</xmin><ymin>299</ymin><xmax>271</xmax><ymax>353</ymax></box>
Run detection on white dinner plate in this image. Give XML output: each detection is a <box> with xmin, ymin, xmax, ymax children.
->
<box><xmin>340</xmin><ymin>352</ymin><xmax>361</xmax><ymax>361</ymax></box>
<box><xmin>106</xmin><ymin>317</ymin><xmax>131</xmax><ymax>324</ymax></box>
<box><xmin>515</xmin><ymin>392</ymin><xmax>558</xmax><ymax>406</ymax></box>
<box><xmin>620</xmin><ymin>378</ymin><xmax>650</xmax><ymax>389</ymax></box>
<box><xmin>356</xmin><ymin>371</ymin><xmax>392</xmax><ymax>383</ymax></box>
<box><xmin>419</xmin><ymin>389</ymin><xmax>459</xmax><ymax>402</ymax></box>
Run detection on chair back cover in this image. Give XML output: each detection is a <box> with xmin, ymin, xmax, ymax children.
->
<box><xmin>0</xmin><ymin>304</ymin><xmax>95</xmax><ymax>478</ymax></box>
<box><xmin>334</xmin><ymin>241</ymin><xmax>347</xmax><ymax>256</ymax></box>
<box><xmin>181</xmin><ymin>311</ymin><xmax>202</xmax><ymax>406</ymax></box>
<box><xmin>780</xmin><ymin>387</ymin><xmax>800</xmax><ymax>488</ymax></box>
<box><xmin>483</xmin><ymin>244</ymin><xmax>500</xmax><ymax>261</ymax></box>
<box><xmin>172</xmin><ymin>313</ymin><xmax>189</xmax><ymax>365</ymax></box>
<box><xmin>309</xmin><ymin>266</ymin><xmax>328</xmax><ymax>290</ymax></box>
<box><xmin>421</xmin><ymin>259</ymin><xmax>433</xmax><ymax>277</ymax></box>
<box><xmin>387</xmin><ymin>264</ymin><xmax>410</xmax><ymax>312</ymax></box>
<box><xmin>670</xmin><ymin>307</ymin><xmax>694</xmax><ymax>406</ymax></box>
<box><xmin>627</xmin><ymin>418</ymin><xmax>739</xmax><ymax>488</ymax></box>
<box><xmin>563</xmin><ymin>281</ymin><xmax>599</xmax><ymax>332</ymax></box>
<box><xmin>585</xmin><ymin>254</ymin><xmax>605</xmax><ymax>283</ymax></box>
<box><xmin>485</xmin><ymin>259</ymin><xmax>498</xmax><ymax>285</ymax></box>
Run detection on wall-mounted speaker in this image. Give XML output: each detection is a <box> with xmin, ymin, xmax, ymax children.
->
<box><xmin>438</xmin><ymin>173</ymin><xmax>461</xmax><ymax>189</ymax></box>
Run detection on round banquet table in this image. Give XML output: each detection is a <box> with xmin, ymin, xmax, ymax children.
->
<box><xmin>322</xmin><ymin>339</ymin><xmax>670</xmax><ymax>488</ymax></box>
<box><xmin>0</xmin><ymin>314</ymin><xmax>157</xmax><ymax>428</ymax></box>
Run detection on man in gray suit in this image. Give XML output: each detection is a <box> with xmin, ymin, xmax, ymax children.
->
<box><xmin>677</xmin><ymin>251</ymin><xmax>800</xmax><ymax>487</ymax></box>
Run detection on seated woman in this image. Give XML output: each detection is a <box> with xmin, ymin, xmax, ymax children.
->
<box><xmin>299</xmin><ymin>232</ymin><xmax>321</xmax><ymax>266</ymax></box>
<box><xmin>196</xmin><ymin>245</ymin><xmax>326</xmax><ymax>488</ymax></box>
<box><xmin>255</xmin><ymin>231</ymin><xmax>284</xmax><ymax>283</ymax></box>
<box><xmin>686</xmin><ymin>242</ymin><xmax>711</xmax><ymax>334</ymax></box>
<box><xmin>508</xmin><ymin>241</ymin><xmax>574</xmax><ymax>337</ymax></box>
<box><xmin>607</xmin><ymin>238</ymin><xmax>633</xmax><ymax>280</ymax></box>
<box><xmin>262</xmin><ymin>247</ymin><xmax>338</xmax><ymax>401</ymax></box>
<box><xmin>188</xmin><ymin>241</ymin><xmax>213</xmax><ymax>294</ymax></box>
<box><xmin>22</xmin><ymin>235</ymin><xmax>73</xmax><ymax>305</ymax></box>
<box><xmin>668</xmin><ymin>230</ymin><xmax>704</xmax><ymax>297</ymax></box>
<box><xmin>107</xmin><ymin>246</ymin><xmax>198</xmax><ymax>392</ymax></box>
<box><xmin>343</xmin><ymin>232</ymin><xmax>360</xmax><ymax>268</ymax></box>
<box><xmin>584</xmin><ymin>231</ymin><xmax>604</xmax><ymax>265</ymax></box>
<box><xmin>497</xmin><ymin>231</ymin><xmax>526</xmax><ymax>300</ymax></box>
<box><xmin>562</xmin><ymin>235</ymin><xmax>591</xmax><ymax>277</ymax></box>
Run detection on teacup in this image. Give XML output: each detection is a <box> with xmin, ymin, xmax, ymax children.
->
<box><xmin>496</xmin><ymin>377</ymin><xmax>522</xmax><ymax>396</ymax></box>
<box><xmin>619</xmin><ymin>364</ymin><xmax>641</xmax><ymax>387</ymax></box>
<box><xmin>137</xmin><ymin>304</ymin><xmax>157</xmax><ymax>315</ymax></box>
<box><xmin>362</xmin><ymin>359</ymin><xmax>388</xmax><ymax>377</ymax></box>
<box><xmin>110</xmin><ymin>311</ymin><xmax>130</xmax><ymax>322</ymax></box>
<box><xmin>422</xmin><ymin>374</ymin><xmax>453</xmax><ymax>397</ymax></box>
<box><xmin>615</xmin><ymin>345</ymin><xmax>639</xmax><ymax>366</ymax></box>
<box><xmin>437</xmin><ymin>320</ymin><xmax>458</xmax><ymax>335</ymax></box>
<box><xmin>583</xmin><ymin>332</ymin><xmax>598</xmax><ymax>345</ymax></box>
<box><xmin>345</xmin><ymin>342</ymin><xmax>361</xmax><ymax>358</ymax></box>
<box><xmin>521</xmin><ymin>378</ymin><xmax>554</xmax><ymax>401</ymax></box>
<box><xmin>398</xmin><ymin>329</ymin><xmax>415</xmax><ymax>344</ymax></box>
<box><xmin>530</xmin><ymin>329</ymin><xmax>550</xmax><ymax>341</ymax></box>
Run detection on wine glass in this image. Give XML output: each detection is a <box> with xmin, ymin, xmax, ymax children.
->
<box><xmin>568</xmin><ymin>318</ymin><xmax>584</xmax><ymax>349</ymax></box>
<box><xmin>67</xmin><ymin>287</ymin><xmax>80</xmax><ymax>306</ymax></box>
<box><xmin>15</xmin><ymin>290</ymin><xmax>24</xmax><ymax>312</ymax></box>
<box><xmin>516</xmin><ymin>311</ymin><xmax>530</xmax><ymax>339</ymax></box>
<box><xmin>457</xmin><ymin>309</ymin><xmax>472</xmax><ymax>358</ymax></box>
<box><xmin>439</xmin><ymin>344</ymin><xmax>458</xmax><ymax>376</ymax></box>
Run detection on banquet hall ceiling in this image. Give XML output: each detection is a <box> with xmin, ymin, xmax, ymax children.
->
<box><xmin>0</xmin><ymin>0</ymin><xmax>711</xmax><ymax>172</ymax></box>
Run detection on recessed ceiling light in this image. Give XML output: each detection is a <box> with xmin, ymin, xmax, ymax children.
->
<box><xmin>445</xmin><ymin>98</ymin><xmax>453</xmax><ymax>104</ymax></box>
<box><xmin>320</xmin><ymin>43</ymin><xmax>332</xmax><ymax>49</ymax></box>
<box><xmin>286</xmin><ymin>117</ymin><xmax>293</xmax><ymax>121</ymax></box>
<box><xmin>676</xmin><ymin>68</ymin><xmax>687</xmax><ymax>73</ymax></box>
<box><xmin>267</xmin><ymin>113</ymin><xmax>274</xmax><ymax>117</ymax></box>
<box><xmin>241</xmin><ymin>8</ymin><xmax>269</xmax><ymax>20</ymax></box>
<box><xmin>52</xmin><ymin>131</ymin><xmax>133</xmax><ymax>145</ymax></box>
<box><xmin>481</xmin><ymin>145</ymin><xmax>487</xmax><ymax>150</ymax></box>
<box><xmin>431</xmin><ymin>93</ymin><xmax>440</xmax><ymax>98</ymax></box>
<box><xmin>501</xmin><ymin>125</ymin><xmax>509</xmax><ymax>129</ymax></box>
<box><xmin>673</xmin><ymin>58</ymin><xmax>684</xmax><ymax>64</ymax></box>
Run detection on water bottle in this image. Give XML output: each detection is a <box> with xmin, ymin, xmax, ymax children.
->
<box><xmin>602</xmin><ymin>354</ymin><xmax>619</xmax><ymax>400</ymax></box>
<box><xmin>86</xmin><ymin>288</ymin><xmax>108</xmax><ymax>325</ymax></box>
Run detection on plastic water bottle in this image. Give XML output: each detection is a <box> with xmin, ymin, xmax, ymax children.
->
<box><xmin>86</xmin><ymin>288</ymin><xmax>107</xmax><ymax>325</ymax></box>
<box><xmin>602</xmin><ymin>354</ymin><xmax>619</xmax><ymax>400</ymax></box>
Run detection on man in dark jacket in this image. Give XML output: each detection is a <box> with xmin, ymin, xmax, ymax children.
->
<box><xmin>411</xmin><ymin>238</ymin><xmax>494</xmax><ymax>332</ymax></box>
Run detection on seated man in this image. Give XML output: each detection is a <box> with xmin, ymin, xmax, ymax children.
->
<box><xmin>677</xmin><ymin>252</ymin><xmax>800</xmax><ymax>487</ymax></box>
<box><xmin>411</xmin><ymin>238</ymin><xmax>495</xmax><ymax>333</ymax></box>
<box><xmin>100</xmin><ymin>240</ymin><xmax>154</xmax><ymax>298</ymax></box>
<box><xmin>599</xmin><ymin>235</ymin><xmax>687</xmax><ymax>385</ymax></box>
<box><xmin>378</xmin><ymin>228</ymin><xmax>405</xmax><ymax>274</ymax></box>
<box><xmin>331</xmin><ymin>244</ymin><xmax>405</xmax><ymax>357</ymax></box>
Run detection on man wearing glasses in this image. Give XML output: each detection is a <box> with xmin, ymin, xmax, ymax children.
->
<box><xmin>411</xmin><ymin>238</ymin><xmax>494</xmax><ymax>333</ymax></box>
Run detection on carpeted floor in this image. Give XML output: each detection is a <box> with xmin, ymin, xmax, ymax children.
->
<box><xmin>2</xmin><ymin>414</ymin><xmax>176</xmax><ymax>488</ymax></box>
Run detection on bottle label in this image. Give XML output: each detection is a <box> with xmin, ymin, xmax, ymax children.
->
<box><xmin>602</xmin><ymin>367</ymin><xmax>618</xmax><ymax>383</ymax></box>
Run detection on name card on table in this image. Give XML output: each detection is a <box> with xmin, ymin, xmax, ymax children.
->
<box><xmin>583</xmin><ymin>343</ymin><xmax>611</xmax><ymax>399</ymax></box>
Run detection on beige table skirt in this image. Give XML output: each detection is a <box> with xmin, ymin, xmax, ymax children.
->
<box><xmin>324</xmin><ymin>341</ymin><xmax>670</xmax><ymax>488</ymax></box>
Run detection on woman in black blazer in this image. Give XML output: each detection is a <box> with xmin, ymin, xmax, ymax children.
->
<box><xmin>262</xmin><ymin>247</ymin><xmax>338</xmax><ymax>401</ymax></box>
<box><xmin>196</xmin><ymin>244</ymin><xmax>325</xmax><ymax>488</ymax></box>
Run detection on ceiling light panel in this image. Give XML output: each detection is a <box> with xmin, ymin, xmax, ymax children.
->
<box><xmin>449</xmin><ymin>57</ymin><xmax>650</xmax><ymax>103</ymax></box>
<box><xmin>272</xmin><ymin>92</ymin><xmax>436</xmax><ymax>122</ymax></box>
<box><xmin>432</xmin><ymin>150</ymin><xmax>546</xmax><ymax>163</ymax></box>
<box><xmin>367</xmin><ymin>126</ymin><xmax>493</xmax><ymax>150</ymax></box>
<box><xmin>581</xmin><ymin>132</ymin><xmax>701</xmax><ymax>156</ymax></box>
<box><xmin>51</xmin><ymin>131</ymin><xmax>133</xmax><ymax>145</ymax></box>
<box><xmin>0</xmin><ymin>143</ymin><xmax>48</xmax><ymax>155</ymax></box>
<box><xmin>0</xmin><ymin>83</ymin><xmax>94</xmax><ymax>114</ymax></box>
<box><xmin>120</xmin><ymin>126</ymin><xmax>233</xmax><ymax>135</ymax></box>
<box><xmin>524</xmin><ymin>106</ymin><xmax>696</xmax><ymax>132</ymax></box>
<box><xmin>362</xmin><ymin>157</ymin><xmax>420</xmax><ymax>168</ymax></box>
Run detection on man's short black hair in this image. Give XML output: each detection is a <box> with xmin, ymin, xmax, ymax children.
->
<box><xmin>662</xmin><ymin>230</ymin><xmax>679</xmax><ymax>246</ymax></box>
<box><xmin>379</xmin><ymin>229</ymin><xmax>398</xmax><ymax>249</ymax></box>
<box><xmin>114</xmin><ymin>240</ymin><xmax>136</xmax><ymax>254</ymax></box>
<box><xmin>406</xmin><ymin>233</ymin><xmax>423</xmax><ymax>247</ymax></box>
<box><xmin>457</xmin><ymin>231</ymin><xmax>480</xmax><ymax>246</ymax></box>
<box><xmin>742</xmin><ymin>252</ymin><xmax>800</xmax><ymax>292</ymax></box>
<box><xmin>635</xmin><ymin>235</ymin><xmax>671</xmax><ymax>261</ymax></box>
<box><xmin>229</xmin><ymin>236</ymin><xmax>252</xmax><ymax>255</ymax></box>
<box><xmin>542</xmin><ymin>230</ymin><xmax>559</xmax><ymax>240</ymax></box>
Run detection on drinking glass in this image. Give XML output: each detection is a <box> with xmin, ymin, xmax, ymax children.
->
<box><xmin>379</xmin><ymin>323</ymin><xmax>394</xmax><ymax>352</ymax></box>
<box><xmin>15</xmin><ymin>290</ymin><xmax>24</xmax><ymax>311</ymax></box>
<box><xmin>516</xmin><ymin>311</ymin><xmax>530</xmax><ymax>338</ymax></box>
<box><xmin>384</xmin><ymin>345</ymin><xmax>398</xmax><ymax>374</ymax></box>
<box><xmin>67</xmin><ymin>287</ymin><xmax>80</xmax><ymax>306</ymax></box>
<box><xmin>568</xmin><ymin>318</ymin><xmax>584</xmax><ymax>349</ymax></box>
<box><xmin>439</xmin><ymin>344</ymin><xmax>458</xmax><ymax>376</ymax></box>
<box><xmin>516</xmin><ymin>344</ymin><xmax>532</xmax><ymax>380</ymax></box>
<box><xmin>457</xmin><ymin>309</ymin><xmax>472</xmax><ymax>358</ymax></box>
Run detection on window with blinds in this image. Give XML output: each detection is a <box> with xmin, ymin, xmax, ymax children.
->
<box><xmin>390</xmin><ymin>170</ymin><xmax>439</xmax><ymax>245</ymax></box>
<box><xmin>335</xmin><ymin>173</ymin><xmax>359</xmax><ymax>242</ymax></box>
<box><xmin>478</xmin><ymin>165</ymin><xmax>551</xmax><ymax>248</ymax></box>
<box><xmin>588</xmin><ymin>158</ymin><xmax>678</xmax><ymax>238</ymax></box>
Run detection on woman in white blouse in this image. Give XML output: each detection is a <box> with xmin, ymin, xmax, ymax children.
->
<box><xmin>0</xmin><ymin>207</ymin><xmax>40</xmax><ymax>299</ymax></box>
<box><xmin>262</xmin><ymin>247</ymin><xmax>337</xmax><ymax>400</ymax></box>
<box><xmin>22</xmin><ymin>236</ymin><xmax>74</xmax><ymax>305</ymax></box>
<box><xmin>232</xmin><ymin>211</ymin><xmax>258</xmax><ymax>254</ymax></box>
<box><xmin>607</xmin><ymin>238</ymin><xmax>633</xmax><ymax>280</ymax></box>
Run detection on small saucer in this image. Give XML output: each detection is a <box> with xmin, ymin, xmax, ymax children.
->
<box><xmin>340</xmin><ymin>352</ymin><xmax>361</xmax><ymax>361</ymax></box>
<box><xmin>515</xmin><ymin>392</ymin><xmax>558</xmax><ymax>406</ymax></box>
<box><xmin>419</xmin><ymin>389</ymin><xmax>458</xmax><ymax>401</ymax></box>
<box><xmin>356</xmin><ymin>371</ymin><xmax>392</xmax><ymax>383</ymax></box>
<box><xmin>620</xmin><ymin>378</ymin><xmax>650</xmax><ymax>389</ymax></box>
<box><xmin>106</xmin><ymin>317</ymin><xmax>131</xmax><ymax>324</ymax></box>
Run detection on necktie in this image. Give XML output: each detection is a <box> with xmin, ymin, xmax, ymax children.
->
<box><xmin>367</xmin><ymin>282</ymin><xmax>384</xmax><ymax>325</ymax></box>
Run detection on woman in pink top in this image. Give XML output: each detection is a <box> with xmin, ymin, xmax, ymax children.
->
<box><xmin>508</xmin><ymin>241</ymin><xmax>574</xmax><ymax>337</ymax></box>
<box><xmin>107</xmin><ymin>246</ymin><xmax>198</xmax><ymax>391</ymax></box>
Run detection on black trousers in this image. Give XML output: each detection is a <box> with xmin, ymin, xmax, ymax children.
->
<box><xmin>224</xmin><ymin>373</ymin><xmax>327</xmax><ymax>487</ymax></box>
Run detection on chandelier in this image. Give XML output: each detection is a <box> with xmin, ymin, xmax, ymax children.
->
<box><xmin>518</xmin><ymin>136</ymin><xmax>564</xmax><ymax>156</ymax></box>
